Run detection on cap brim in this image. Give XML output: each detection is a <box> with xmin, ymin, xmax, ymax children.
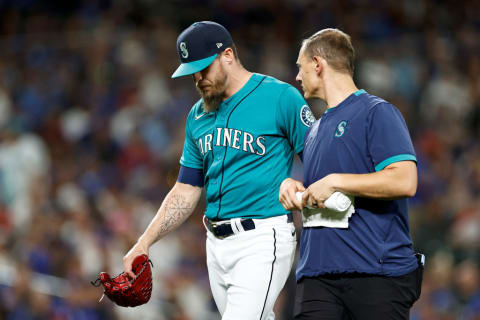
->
<box><xmin>171</xmin><ymin>54</ymin><xmax>218</xmax><ymax>78</ymax></box>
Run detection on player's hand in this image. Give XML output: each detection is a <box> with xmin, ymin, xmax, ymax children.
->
<box><xmin>279</xmin><ymin>178</ymin><xmax>305</xmax><ymax>211</ymax></box>
<box><xmin>123</xmin><ymin>240</ymin><xmax>149</xmax><ymax>279</ymax></box>
<box><xmin>303</xmin><ymin>174</ymin><xmax>339</xmax><ymax>208</ymax></box>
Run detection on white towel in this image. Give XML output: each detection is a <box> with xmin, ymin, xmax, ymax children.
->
<box><xmin>296</xmin><ymin>191</ymin><xmax>355</xmax><ymax>228</ymax></box>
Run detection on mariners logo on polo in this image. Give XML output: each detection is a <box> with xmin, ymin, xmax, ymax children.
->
<box><xmin>334</xmin><ymin>120</ymin><xmax>347</xmax><ymax>137</ymax></box>
<box><xmin>299</xmin><ymin>89</ymin><xmax>418</xmax><ymax>280</ymax></box>
<box><xmin>181</xmin><ymin>73</ymin><xmax>313</xmax><ymax>220</ymax></box>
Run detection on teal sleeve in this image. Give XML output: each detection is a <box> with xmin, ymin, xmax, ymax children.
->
<box><xmin>179</xmin><ymin>118</ymin><xmax>203</xmax><ymax>169</ymax></box>
<box><xmin>276</xmin><ymin>86</ymin><xmax>315</xmax><ymax>154</ymax></box>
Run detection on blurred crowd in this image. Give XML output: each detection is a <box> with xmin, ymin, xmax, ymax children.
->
<box><xmin>0</xmin><ymin>0</ymin><xmax>479</xmax><ymax>319</ymax></box>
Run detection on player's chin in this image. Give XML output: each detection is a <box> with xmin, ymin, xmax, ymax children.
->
<box><xmin>202</xmin><ymin>89</ymin><xmax>216</xmax><ymax>98</ymax></box>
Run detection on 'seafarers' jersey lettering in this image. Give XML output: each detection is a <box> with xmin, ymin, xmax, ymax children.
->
<box><xmin>180</xmin><ymin>73</ymin><xmax>312</xmax><ymax>220</ymax></box>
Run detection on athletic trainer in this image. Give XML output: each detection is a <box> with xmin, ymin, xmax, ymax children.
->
<box><xmin>123</xmin><ymin>21</ymin><xmax>314</xmax><ymax>319</ymax></box>
<box><xmin>279</xmin><ymin>28</ymin><xmax>423</xmax><ymax>319</ymax></box>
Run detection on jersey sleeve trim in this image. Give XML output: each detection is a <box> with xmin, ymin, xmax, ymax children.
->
<box><xmin>177</xmin><ymin>165</ymin><xmax>204</xmax><ymax>187</ymax></box>
<box><xmin>375</xmin><ymin>154</ymin><xmax>417</xmax><ymax>172</ymax></box>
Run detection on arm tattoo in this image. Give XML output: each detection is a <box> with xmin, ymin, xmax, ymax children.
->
<box><xmin>157</xmin><ymin>194</ymin><xmax>194</xmax><ymax>237</ymax></box>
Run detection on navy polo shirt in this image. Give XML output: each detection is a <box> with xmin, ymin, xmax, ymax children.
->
<box><xmin>297</xmin><ymin>90</ymin><xmax>418</xmax><ymax>281</ymax></box>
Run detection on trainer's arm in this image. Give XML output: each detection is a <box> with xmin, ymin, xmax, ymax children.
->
<box><xmin>303</xmin><ymin>161</ymin><xmax>417</xmax><ymax>208</ymax></box>
<box><xmin>123</xmin><ymin>181</ymin><xmax>202</xmax><ymax>277</ymax></box>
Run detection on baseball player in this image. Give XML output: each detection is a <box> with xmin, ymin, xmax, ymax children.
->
<box><xmin>123</xmin><ymin>21</ymin><xmax>314</xmax><ymax>319</ymax></box>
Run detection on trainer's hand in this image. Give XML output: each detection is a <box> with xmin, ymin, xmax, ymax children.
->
<box><xmin>279</xmin><ymin>178</ymin><xmax>305</xmax><ymax>211</ymax></box>
<box><xmin>123</xmin><ymin>241</ymin><xmax>149</xmax><ymax>279</ymax></box>
<box><xmin>303</xmin><ymin>174</ymin><xmax>339</xmax><ymax>209</ymax></box>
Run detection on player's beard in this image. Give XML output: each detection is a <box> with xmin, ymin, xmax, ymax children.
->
<box><xmin>196</xmin><ymin>68</ymin><xmax>228</xmax><ymax>113</ymax></box>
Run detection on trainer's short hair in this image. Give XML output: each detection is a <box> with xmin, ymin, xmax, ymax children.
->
<box><xmin>301</xmin><ymin>28</ymin><xmax>355</xmax><ymax>76</ymax></box>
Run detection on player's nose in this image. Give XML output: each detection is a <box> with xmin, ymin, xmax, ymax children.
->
<box><xmin>193</xmin><ymin>72</ymin><xmax>203</xmax><ymax>83</ymax></box>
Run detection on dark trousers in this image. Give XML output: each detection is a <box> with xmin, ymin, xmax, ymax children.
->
<box><xmin>293</xmin><ymin>264</ymin><xmax>423</xmax><ymax>320</ymax></box>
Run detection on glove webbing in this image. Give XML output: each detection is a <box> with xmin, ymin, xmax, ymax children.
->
<box><xmin>90</xmin><ymin>259</ymin><xmax>153</xmax><ymax>287</ymax></box>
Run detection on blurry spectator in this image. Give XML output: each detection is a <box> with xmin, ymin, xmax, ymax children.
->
<box><xmin>0</xmin><ymin>118</ymin><xmax>50</xmax><ymax>232</ymax></box>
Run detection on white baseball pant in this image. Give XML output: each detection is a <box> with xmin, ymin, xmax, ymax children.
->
<box><xmin>205</xmin><ymin>215</ymin><xmax>296</xmax><ymax>320</ymax></box>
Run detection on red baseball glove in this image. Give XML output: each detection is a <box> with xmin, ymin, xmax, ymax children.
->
<box><xmin>91</xmin><ymin>254</ymin><xmax>153</xmax><ymax>307</ymax></box>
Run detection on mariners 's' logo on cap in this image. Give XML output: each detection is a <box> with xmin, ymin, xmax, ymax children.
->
<box><xmin>180</xmin><ymin>42</ymin><xmax>188</xmax><ymax>58</ymax></box>
<box><xmin>300</xmin><ymin>105</ymin><xmax>315</xmax><ymax>127</ymax></box>
<box><xmin>335</xmin><ymin>120</ymin><xmax>348</xmax><ymax>137</ymax></box>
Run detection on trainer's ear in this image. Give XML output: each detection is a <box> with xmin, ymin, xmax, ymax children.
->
<box><xmin>312</xmin><ymin>56</ymin><xmax>324</xmax><ymax>75</ymax></box>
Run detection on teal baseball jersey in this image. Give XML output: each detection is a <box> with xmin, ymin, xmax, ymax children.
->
<box><xmin>180</xmin><ymin>73</ymin><xmax>314</xmax><ymax>220</ymax></box>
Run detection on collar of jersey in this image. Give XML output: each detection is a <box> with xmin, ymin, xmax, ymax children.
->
<box><xmin>324</xmin><ymin>89</ymin><xmax>366</xmax><ymax>115</ymax></box>
<box><xmin>219</xmin><ymin>73</ymin><xmax>263</xmax><ymax>110</ymax></box>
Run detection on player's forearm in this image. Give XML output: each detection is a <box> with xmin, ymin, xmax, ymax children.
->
<box><xmin>331</xmin><ymin>161</ymin><xmax>417</xmax><ymax>199</ymax></box>
<box><xmin>138</xmin><ymin>182</ymin><xmax>202</xmax><ymax>248</ymax></box>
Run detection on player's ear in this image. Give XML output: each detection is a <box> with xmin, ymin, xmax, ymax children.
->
<box><xmin>222</xmin><ymin>48</ymin><xmax>235</xmax><ymax>64</ymax></box>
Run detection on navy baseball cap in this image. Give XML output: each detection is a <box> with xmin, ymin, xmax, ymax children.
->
<box><xmin>171</xmin><ymin>21</ymin><xmax>233</xmax><ymax>78</ymax></box>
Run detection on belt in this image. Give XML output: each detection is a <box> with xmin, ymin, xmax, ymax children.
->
<box><xmin>206</xmin><ymin>213</ymin><xmax>293</xmax><ymax>239</ymax></box>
